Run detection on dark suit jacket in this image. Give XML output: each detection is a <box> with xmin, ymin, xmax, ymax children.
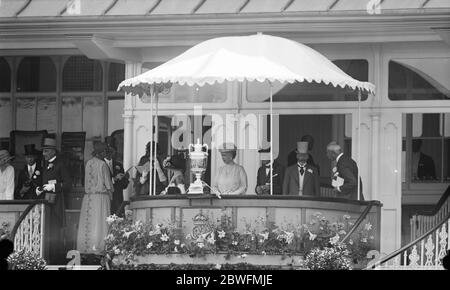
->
<box><xmin>417</xmin><ymin>152</ymin><xmax>436</xmax><ymax>180</ymax></box>
<box><xmin>282</xmin><ymin>164</ymin><xmax>320</xmax><ymax>196</ymax></box>
<box><xmin>255</xmin><ymin>162</ymin><xmax>284</xmax><ymax>195</ymax></box>
<box><xmin>287</xmin><ymin>151</ymin><xmax>320</xmax><ymax>175</ymax></box>
<box><xmin>14</xmin><ymin>163</ymin><xmax>43</xmax><ymax>200</ymax></box>
<box><xmin>107</xmin><ymin>159</ymin><xmax>129</xmax><ymax>214</ymax></box>
<box><xmin>41</xmin><ymin>156</ymin><xmax>72</xmax><ymax>226</ymax></box>
<box><xmin>134</xmin><ymin>155</ymin><xmax>167</xmax><ymax>196</ymax></box>
<box><xmin>336</xmin><ymin>155</ymin><xmax>363</xmax><ymax>200</ymax></box>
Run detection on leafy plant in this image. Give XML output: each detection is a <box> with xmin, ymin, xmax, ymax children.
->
<box><xmin>7</xmin><ymin>250</ymin><xmax>47</xmax><ymax>270</ymax></box>
<box><xmin>303</xmin><ymin>244</ymin><xmax>352</xmax><ymax>270</ymax></box>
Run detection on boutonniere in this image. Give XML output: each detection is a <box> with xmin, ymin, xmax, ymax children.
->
<box><xmin>272</xmin><ymin>173</ymin><xmax>278</xmax><ymax>178</ymax></box>
<box><xmin>34</xmin><ymin>170</ymin><xmax>40</xmax><ymax>176</ymax></box>
<box><xmin>115</xmin><ymin>165</ymin><xmax>121</xmax><ymax>170</ymax></box>
<box><xmin>332</xmin><ymin>167</ymin><xmax>337</xmax><ymax>173</ymax></box>
<box><xmin>47</xmin><ymin>163</ymin><xmax>54</xmax><ymax>170</ymax></box>
<box><xmin>307</xmin><ymin>169</ymin><xmax>313</xmax><ymax>174</ymax></box>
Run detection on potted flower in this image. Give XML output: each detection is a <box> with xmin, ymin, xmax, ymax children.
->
<box><xmin>7</xmin><ymin>250</ymin><xmax>47</xmax><ymax>270</ymax></box>
<box><xmin>303</xmin><ymin>244</ymin><xmax>352</xmax><ymax>270</ymax></box>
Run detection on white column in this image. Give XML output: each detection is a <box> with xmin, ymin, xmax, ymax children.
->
<box><xmin>371</xmin><ymin>112</ymin><xmax>381</xmax><ymax>201</ymax></box>
<box><xmin>122</xmin><ymin>62</ymin><xmax>142</xmax><ymax>202</ymax></box>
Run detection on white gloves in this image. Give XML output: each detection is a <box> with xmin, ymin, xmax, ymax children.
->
<box><xmin>36</xmin><ymin>183</ymin><xmax>56</xmax><ymax>194</ymax></box>
<box><xmin>140</xmin><ymin>171</ymin><xmax>148</xmax><ymax>184</ymax></box>
<box><xmin>36</xmin><ymin>187</ymin><xmax>44</xmax><ymax>196</ymax></box>
<box><xmin>43</xmin><ymin>183</ymin><xmax>56</xmax><ymax>192</ymax></box>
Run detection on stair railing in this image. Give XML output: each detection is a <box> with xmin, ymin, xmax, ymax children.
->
<box><xmin>10</xmin><ymin>200</ymin><xmax>48</xmax><ymax>258</ymax></box>
<box><xmin>366</xmin><ymin>212</ymin><xmax>449</xmax><ymax>270</ymax></box>
<box><xmin>410</xmin><ymin>185</ymin><xmax>450</xmax><ymax>241</ymax></box>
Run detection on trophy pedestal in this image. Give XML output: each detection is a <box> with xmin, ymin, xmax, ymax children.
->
<box><xmin>188</xmin><ymin>173</ymin><xmax>204</xmax><ymax>194</ymax></box>
<box><xmin>188</xmin><ymin>182</ymin><xmax>204</xmax><ymax>194</ymax></box>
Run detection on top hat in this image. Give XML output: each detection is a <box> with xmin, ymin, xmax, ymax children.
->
<box><xmin>105</xmin><ymin>136</ymin><xmax>116</xmax><ymax>150</ymax></box>
<box><xmin>24</xmin><ymin>144</ymin><xmax>41</xmax><ymax>156</ymax></box>
<box><xmin>218</xmin><ymin>142</ymin><xmax>237</xmax><ymax>153</ymax></box>
<box><xmin>0</xmin><ymin>150</ymin><xmax>14</xmax><ymax>165</ymax></box>
<box><xmin>295</xmin><ymin>142</ymin><xmax>309</xmax><ymax>154</ymax></box>
<box><xmin>42</xmin><ymin>138</ymin><xmax>57</xmax><ymax>150</ymax></box>
<box><xmin>92</xmin><ymin>141</ymin><xmax>108</xmax><ymax>155</ymax></box>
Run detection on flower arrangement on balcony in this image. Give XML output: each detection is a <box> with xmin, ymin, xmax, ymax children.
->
<box><xmin>103</xmin><ymin>210</ymin><xmax>376</xmax><ymax>268</ymax></box>
<box><xmin>301</xmin><ymin>212</ymin><xmax>376</xmax><ymax>266</ymax></box>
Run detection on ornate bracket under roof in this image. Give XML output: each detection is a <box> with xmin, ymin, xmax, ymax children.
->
<box><xmin>65</xmin><ymin>34</ymin><xmax>142</xmax><ymax>62</ymax></box>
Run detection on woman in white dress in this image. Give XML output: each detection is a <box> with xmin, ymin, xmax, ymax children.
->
<box><xmin>77</xmin><ymin>142</ymin><xmax>113</xmax><ymax>255</ymax></box>
<box><xmin>212</xmin><ymin>143</ymin><xmax>247</xmax><ymax>195</ymax></box>
<box><xmin>0</xmin><ymin>150</ymin><xmax>14</xmax><ymax>200</ymax></box>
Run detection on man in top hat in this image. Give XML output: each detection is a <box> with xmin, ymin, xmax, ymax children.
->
<box><xmin>0</xmin><ymin>149</ymin><xmax>15</xmax><ymax>200</ymax></box>
<box><xmin>255</xmin><ymin>148</ymin><xmax>284</xmax><ymax>195</ymax></box>
<box><xmin>36</xmin><ymin>137</ymin><xmax>72</xmax><ymax>264</ymax></box>
<box><xmin>104</xmin><ymin>145</ymin><xmax>129</xmax><ymax>215</ymax></box>
<box><xmin>15</xmin><ymin>144</ymin><xmax>43</xmax><ymax>200</ymax></box>
<box><xmin>326</xmin><ymin>141</ymin><xmax>363</xmax><ymax>200</ymax></box>
<box><xmin>283</xmin><ymin>141</ymin><xmax>320</xmax><ymax>196</ymax></box>
<box><xmin>287</xmin><ymin>135</ymin><xmax>319</xmax><ymax>174</ymax></box>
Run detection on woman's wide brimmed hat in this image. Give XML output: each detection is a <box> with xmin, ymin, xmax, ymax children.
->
<box><xmin>42</xmin><ymin>138</ymin><xmax>57</xmax><ymax>150</ymax></box>
<box><xmin>24</xmin><ymin>144</ymin><xmax>41</xmax><ymax>156</ymax></box>
<box><xmin>0</xmin><ymin>149</ymin><xmax>14</xmax><ymax>165</ymax></box>
<box><xmin>218</xmin><ymin>142</ymin><xmax>237</xmax><ymax>153</ymax></box>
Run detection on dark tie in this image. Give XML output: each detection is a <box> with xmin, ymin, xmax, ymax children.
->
<box><xmin>298</xmin><ymin>165</ymin><xmax>305</xmax><ymax>175</ymax></box>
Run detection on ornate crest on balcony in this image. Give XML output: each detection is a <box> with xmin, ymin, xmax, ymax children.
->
<box><xmin>191</xmin><ymin>212</ymin><xmax>211</xmax><ymax>239</ymax></box>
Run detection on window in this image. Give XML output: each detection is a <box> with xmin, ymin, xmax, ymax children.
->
<box><xmin>0</xmin><ymin>98</ymin><xmax>12</xmax><ymax>138</ymax></box>
<box><xmin>0</xmin><ymin>58</ymin><xmax>11</xmax><ymax>92</ymax></box>
<box><xmin>16</xmin><ymin>57</ymin><xmax>56</xmax><ymax>92</ymax></box>
<box><xmin>15</xmin><ymin>97</ymin><xmax>57</xmax><ymax>133</ymax></box>
<box><xmin>247</xmin><ymin>59</ymin><xmax>369</xmax><ymax>102</ymax></box>
<box><xmin>389</xmin><ymin>59</ymin><xmax>450</xmax><ymax>100</ymax></box>
<box><xmin>402</xmin><ymin>113</ymin><xmax>450</xmax><ymax>184</ymax></box>
<box><xmin>63</xmin><ymin>56</ymin><xmax>102</xmax><ymax>91</ymax></box>
<box><xmin>108</xmin><ymin>98</ymin><xmax>124</xmax><ymax>135</ymax></box>
<box><xmin>108</xmin><ymin>62</ymin><xmax>125</xmax><ymax>92</ymax></box>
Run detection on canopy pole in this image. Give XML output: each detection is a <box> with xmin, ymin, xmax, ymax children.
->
<box><xmin>153</xmin><ymin>94</ymin><xmax>159</xmax><ymax>196</ymax></box>
<box><xmin>149</xmin><ymin>88</ymin><xmax>154</xmax><ymax>196</ymax></box>
<box><xmin>270</xmin><ymin>82</ymin><xmax>273</xmax><ymax>196</ymax></box>
<box><xmin>357</xmin><ymin>89</ymin><xmax>361</xmax><ymax>201</ymax></box>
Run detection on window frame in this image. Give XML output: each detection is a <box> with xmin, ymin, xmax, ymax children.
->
<box><xmin>402</xmin><ymin>113</ymin><xmax>450</xmax><ymax>192</ymax></box>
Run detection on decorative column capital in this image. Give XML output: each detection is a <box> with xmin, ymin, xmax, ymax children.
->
<box><xmin>122</xmin><ymin>114</ymin><xmax>135</xmax><ymax>123</ymax></box>
<box><xmin>370</xmin><ymin>112</ymin><xmax>381</xmax><ymax>120</ymax></box>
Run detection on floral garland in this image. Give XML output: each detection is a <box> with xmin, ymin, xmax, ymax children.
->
<box><xmin>103</xmin><ymin>211</ymin><xmax>376</xmax><ymax>267</ymax></box>
<box><xmin>102</xmin><ymin>262</ymin><xmax>294</xmax><ymax>270</ymax></box>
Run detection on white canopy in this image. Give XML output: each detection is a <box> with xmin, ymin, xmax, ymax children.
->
<box><xmin>118</xmin><ymin>33</ymin><xmax>374</xmax><ymax>199</ymax></box>
<box><xmin>118</xmin><ymin>33</ymin><xmax>375</xmax><ymax>95</ymax></box>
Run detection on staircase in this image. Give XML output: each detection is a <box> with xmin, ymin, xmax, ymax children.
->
<box><xmin>367</xmin><ymin>187</ymin><xmax>450</xmax><ymax>270</ymax></box>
